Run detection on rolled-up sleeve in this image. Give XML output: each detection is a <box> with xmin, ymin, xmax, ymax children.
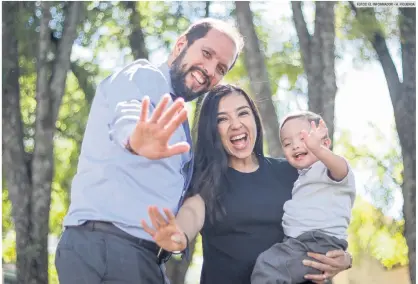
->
<box><xmin>104</xmin><ymin>63</ymin><xmax>160</xmax><ymax>148</ymax></box>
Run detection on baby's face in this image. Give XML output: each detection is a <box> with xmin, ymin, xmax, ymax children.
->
<box><xmin>280</xmin><ymin>118</ymin><xmax>319</xmax><ymax>169</ymax></box>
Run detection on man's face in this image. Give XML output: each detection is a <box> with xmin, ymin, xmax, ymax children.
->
<box><xmin>170</xmin><ymin>29</ymin><xmax>237</xmax><ymax>101</ymax></box>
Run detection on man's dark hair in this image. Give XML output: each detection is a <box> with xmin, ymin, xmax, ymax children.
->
<box><xmin>181</xmin><ymin>18</ymin><xmax>244</xmax><ymax>70</ymax></box>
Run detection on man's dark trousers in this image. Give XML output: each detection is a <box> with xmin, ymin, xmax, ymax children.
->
<box><xmin>55</xmin><ymin>221</ymin><xmax>170</xmax><ymax>284</ymax></box>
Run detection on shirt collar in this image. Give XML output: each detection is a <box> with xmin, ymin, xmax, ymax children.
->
<box><xmin>298</xmin><ymin>167</ymin><xmax>311</xmax><ymax>176</ymax></box>
<box><xmin>158</xmin><ymin>62</ymin><xmax>175</xmax><ymax>95</ymax></box>
<box><xmin>297</xmin><ymin>160</ymin><xmax>321</xmax><ymax>176</ymax></box>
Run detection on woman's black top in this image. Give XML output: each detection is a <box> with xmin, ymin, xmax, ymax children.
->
<box><xmin>200</xmin><ymin>157</ymin><xmax>298</xmax><ymax>284</ymax></box>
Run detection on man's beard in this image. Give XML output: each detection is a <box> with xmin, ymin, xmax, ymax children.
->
<box><xmin>170</xmin><ymin>48</ymin><xmax>211</xmax><ymax>102</ymax></box>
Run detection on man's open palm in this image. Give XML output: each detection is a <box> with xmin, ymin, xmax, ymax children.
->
<box><xmin>129</xmin><ymin>94</ymin><xmax>190</xmax><ymax>159</ymax></box>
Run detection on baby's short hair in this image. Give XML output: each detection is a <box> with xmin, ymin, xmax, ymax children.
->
<box><xmin>279</xmin><ymin>110</ymin><xmax>328</xmax><ymax>138</ymax></box>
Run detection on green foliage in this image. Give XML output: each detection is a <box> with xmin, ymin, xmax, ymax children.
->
<box><xmin>3</xmin><ymin>186</ymin><xmax>16</xmax><ymax>263</ymax></box>
<box><xmin>224</xmin><ymin>54</ymin><xmax>249</xmax><ymax>87</ymax></box>
<box><xmin>335</xmin><ymin>2</ymin><xmax>400</xmax><ymax>64</ymax></box>
<box><xmin>139</xmin><ymin>2</ymin><xmax>191</xmax><ymax>52</ymax></box>
<box><xmin>2</xmin><ymin>230</ymin><xmax>16</xmax><ymax>263</ymax></box>
<box><xmin>49</xmin><ymin>253</ymin><xmax>59</xmax><ymax>283</ymax></box>
<box><xmin>348</xmin><ymin>198</ymin><xmax>408</xmax><ymax>269</ymax></box>
<box><xmin>2</xmin><ymin>187</ymin><xmax>14</xmax><ymax>239</ymax></box>
<box><xmin>336</xmin><ymin>127</ymin><xmax>407</xmax><ymax>268</ymax></box>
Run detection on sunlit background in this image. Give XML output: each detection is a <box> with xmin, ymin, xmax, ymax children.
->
<box><xmin>2</xmin><ymin>1</ymin><xmax>414</xmax><ymax>284</ymax></box>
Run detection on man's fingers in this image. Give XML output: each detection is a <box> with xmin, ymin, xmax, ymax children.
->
<box><xmin>307</xmin><ymin>252</ymin><xmax>340</xmax><ymax>268</ymax></box>
<box><xmin>141</xmin><ymin>220</ymin><xmax>156</xmax><ymax>237</ymax></box>
<box><xmin>158</xmin><ymin>98</ymin><xmax>185</xmax><ymax>126</ymax></box>
<box><xmin>325</xmin><ymin>249</ymin><xmax>345</xmax><ymax>258</ymax></box>
<box><xmin>303</xmin><ymin>259</ymin><xmax>334</xmax><ymax>273</ymax></box>
<box><xmin>139</xmin><ymin>96</ymin><xmax>150</xmax><ymax>122</ymax></box>
<box><xmin>164</xmin><ymin>109</ymin><xmax>188</xmax><ymax>136</ymax></box>
<box><xmin>149</xmin><ymin>94</ymin><xmax>171</xmax><ymax>123</ymax></box>
<box><xmin>166</xmin><ymin>142</ymin><xmax>190</xmax><ymax>157</ymax></box>
<box><xmin>304</xmin><ymin>273</ymin><xmax>326</xmax><ymax>282</ymax></box>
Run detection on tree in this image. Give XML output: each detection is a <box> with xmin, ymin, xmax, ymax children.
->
<box><xmin>2</xmin><ymin>2</ymin><xmax>84</xmax><ymax>283</ymax></box>
<box><xmin>121</xmin><ymin>1</ymin><xmax>148</xmax><ymax>60</ymax></box>
<box><xmin>291</xmin><ymin>2</ymin><xmax>338</xmax><ymax>141</ymax></box>
<box><xmin>235</xmin><ymin>1</ymin><xmax>283</xmax><ymax>158</ymax></box>
<box><xmin>349</xmin><ymin>4</ymin><xmax>416</xmax><ymax>282</ymax></box>
<box><xmin>336</xmin><ymin>128</ymin><xmax>408</xmax><ymax>269</ymax></box>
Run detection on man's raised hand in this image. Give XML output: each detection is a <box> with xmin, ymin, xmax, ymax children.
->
<box><xmin>129</xmin><ymin>94</ymin><xmax>190</xmax><ymax>159</ymax></box>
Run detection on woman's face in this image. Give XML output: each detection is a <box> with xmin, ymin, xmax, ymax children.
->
<box><xmin>216</xmin><ymin>92</ymin><xmax>258</xmax><ymax>161</ymax></box>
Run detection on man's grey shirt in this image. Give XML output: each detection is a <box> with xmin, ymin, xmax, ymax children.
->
<box><xmin>282</xmin><ymin>161</ymin><xmax>356</xmax><ymax>240</ymax></box>
<box><xmin>63</xmin><ymin>59</ymin><xmax>192</xmax><ymax>241</ymax></box>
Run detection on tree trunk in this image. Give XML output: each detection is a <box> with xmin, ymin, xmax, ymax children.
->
<box><xmin>2</xmin><ymin>2</ymin><xmax>32</xmax><ymax>283</ymax></box>
<box><xmin>398</xmin><ymin>7</ymin><xmax>416</xmax><ymax>283</ymax></box>
<box><xmin>122</xmin><ymin>1</ymin><xmax>148</xmax><ymax>60</ymax></box>
<box><xmin>349</xmin><ymin>4</ymin><xmax>415</xmax><ymax>282</ymax></box>
<box><xmin>291</xmin><ymin>2</ymin><xmax>337</xmax><ymax>141</ymax></box>
<box><xmin>235</xmin><ymin>1</ymin><xmax>283</xmax><ymax>158</ymax></box>
<box><xmin>2</xmin><ymin>2</ymin><xmax>83</xmax><ymax>283</ymax></box>
<box><xmin>30</xmin><ymin>3</ymin><xmax>54</xmax><ymax>282</ymax></box>
<box><xmin>205</xmin><ymin>1</ymin><xmax>210</xmax><ymax>17</ymax></box>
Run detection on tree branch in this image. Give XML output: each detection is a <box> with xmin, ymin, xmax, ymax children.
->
<box><xmin>121</xmin><ymin>1</ymin><xmax>148</xmax><ymax>60</ymax></box>
<box><xmin>291</xmin><ymin>2</ymin><xmax>312</xmax><ymax>71</ymax></box>
<box><xmin>71</xmin><ymin>61</ymin><xmax>96</xmax><ymax>105</ymax></box>
<box><xmin>50</xmin><ymin>1</ymin><xmax>84</xmax><ymax>123</ymax></box>
<box><xmin>349</xmin><ymin>2</ymin><xmax>401</xmax><ymax>104</ymax></box>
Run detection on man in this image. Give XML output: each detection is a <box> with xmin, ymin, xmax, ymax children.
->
<box><xmin>55</xmin><ymin>18</ymin><xmax>244</xmax><ymax>284</ymax></box>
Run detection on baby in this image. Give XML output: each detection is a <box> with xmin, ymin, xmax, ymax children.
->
<box><xmin>251</xmin><ymin>111</ymin><xmax>356</xmax><ymax>284</ymax></box>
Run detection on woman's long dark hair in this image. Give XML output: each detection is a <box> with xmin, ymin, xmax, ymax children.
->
<box><xmin>188</xmin><ymin>84</ymin><xmax>264</xmax><ymax>223</ymax></box>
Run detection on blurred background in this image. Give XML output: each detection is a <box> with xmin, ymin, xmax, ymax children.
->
<box><xmin>2</xmin><ymin>1</ymin><xmax>416</xmax><ymax>284</ymax></box>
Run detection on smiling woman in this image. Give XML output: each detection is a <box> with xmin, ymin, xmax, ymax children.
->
<box><xmin>190</xmin><ymin>84</ymin><xmax>265</xmax><ymax>223</ymax></box>
<box><xmin>217</xmin><ymin>91</ymin><xmax>259</xmax><ymax>168</ymax></box>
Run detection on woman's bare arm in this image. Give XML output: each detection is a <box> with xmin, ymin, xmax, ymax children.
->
<box><xmin>176</xmin><ymin>194</ymin><xmax>206</xmax><ymax>241</ymax></box>
<box><xmin>141</xmin><ymin>195</ymin><xmax>206</xmax><ymax>252</ymax></box>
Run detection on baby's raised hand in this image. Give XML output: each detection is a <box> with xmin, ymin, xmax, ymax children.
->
<box><xmin>300</xmin><ymin>119</ymin><xmax>328</xmax><ymax>152</ymax></box>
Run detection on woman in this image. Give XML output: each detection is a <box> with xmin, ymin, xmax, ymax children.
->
<box><xmin>142</xmin><ymin>84</ymin><xmax>351</xmax><ymax>284</ymax></box>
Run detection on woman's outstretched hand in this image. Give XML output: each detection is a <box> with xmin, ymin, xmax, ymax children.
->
<box><xmin>141</xmin><ymin>205</ymin><xmax>188</xmax><ymax>252</ymax></box>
